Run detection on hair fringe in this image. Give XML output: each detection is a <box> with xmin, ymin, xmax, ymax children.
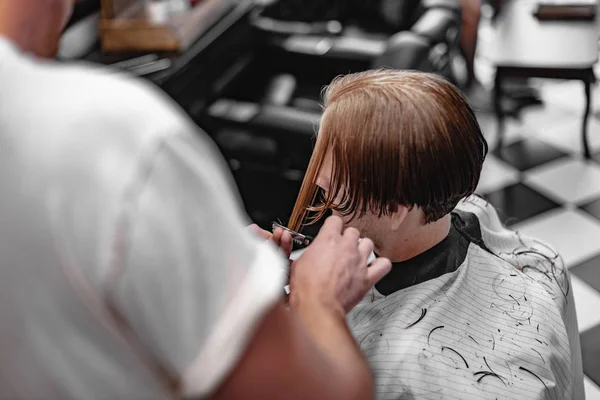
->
<box><xmin>288</xmin><ymin>70</ymin><xmax>487</xmax><ymax>232</ymax></box>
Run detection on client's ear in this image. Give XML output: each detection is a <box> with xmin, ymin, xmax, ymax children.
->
<box><xmin>390</xmin><ymin>206</ymin><xmax>409</xmax><ymax>231</ymax></box>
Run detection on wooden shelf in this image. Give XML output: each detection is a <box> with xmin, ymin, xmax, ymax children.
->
<box><xmin>100</xmin><ymin>0</ymin><xmax>233</xmax><ymax>53</ymax></box>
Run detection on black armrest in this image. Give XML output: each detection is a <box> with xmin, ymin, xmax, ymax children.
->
<box><xmin>373</xmin><ymin>32</ymin><xmax>434</xmax><ymax>71</ymax></box>
<box><xmin>421</xmin><ymin>0</ymin><xmax>462</xmax><ymax>14</ymax></box>
<box><xmin>208</xmin><ymin>99</ymin><xmax>320</xmax><ymax>137</ymax></box>
<box><xmin>411</xmin><ymin>3</ymin><xmax>462</xmax><ymax>45</ymax></box>
<box><xmin>250</xmin><ymin>14</ymin><xmax>343</xmax><ymax>36</ymax></box>
<box><xmin>278</xmin><ymin>34</ymin><xmax>386</xmax><ymax>60</ymax></box>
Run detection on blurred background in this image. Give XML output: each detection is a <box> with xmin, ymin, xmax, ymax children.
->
<box><xmin>66</xmin><ymin>0</ymin><xmax>600</xmax><ymax>396</ymax></box>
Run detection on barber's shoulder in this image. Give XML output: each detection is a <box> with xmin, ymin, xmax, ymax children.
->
<box><xmin>49</xmin><ymin>61</ymin><xmax>195</xmax><ymax>141</ymax></box>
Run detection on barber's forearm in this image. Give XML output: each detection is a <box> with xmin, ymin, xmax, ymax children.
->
<box><xmin>290</xmin><ymin>294</ymin><xmax>374</xmax><ymax>400</ymax></box>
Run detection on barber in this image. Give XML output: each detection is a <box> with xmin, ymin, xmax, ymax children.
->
<box><xmin>0</xmin><ymin>0</ymin><xmax>391</xmax><ymax>399</ymax></box>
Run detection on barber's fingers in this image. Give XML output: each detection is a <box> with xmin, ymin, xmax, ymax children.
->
<box><xmin>272</xmin><ymin>227</ymin><xmax>283</xmax><ymax>243</ymax></box>
<box><xmin>247</xmin><ymin>225</ymin><xmax>292</xmax><ymax>257</ymax></box>
<box><xmin>367</xmin><ymin>258</ymin><xmax>392</xmax><ymax>287</ymax></box>
<box><xmin>272</xmin><ymin>228</ymin><xmax>293</xmax><ymax>257</ymax></box>
<box><xmin>319</xmin><ymin>216</ymin><xmax>344</xmax><ymax>238</ymax></box>
<box><xmin>279</xmin><ymin>230</ymin><xmax>293</xmax><ymax>257</ymax></box>
<box><xmin>343</xmin><ymin>227</ymin><xmax>360</xmax><ymax>243</ymax></box>
<box><xmin>247</xmin><ymin>224</ymin><xmax>273</xmax><ymax>240</ymax></box>
<box><xmin>357</xmin><ymin>237</ymin><xmax>374</xmax><ymax>263</ymax></box>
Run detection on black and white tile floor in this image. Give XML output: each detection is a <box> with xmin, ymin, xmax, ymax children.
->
<box><xmin>474</xmin><ymin>77</ymin><xmax>600</xmax><ymax>398</ymax></box>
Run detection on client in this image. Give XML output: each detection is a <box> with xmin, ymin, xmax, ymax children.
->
<box><xmin>288</xmin><ymin>69</ymin><xmax>583</xmax><ymax>399</ymax></box>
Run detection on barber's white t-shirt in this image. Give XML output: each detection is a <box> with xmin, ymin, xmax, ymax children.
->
<box><xmin>0</xmin><ymin>38</ymin><xmax>285</xmax><ymax>399</ymax></box>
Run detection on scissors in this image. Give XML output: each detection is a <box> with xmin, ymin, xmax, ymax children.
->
<box><xmin>271</xmin><ymin>222</ymin><xmax>314</xmax><ymax>249</ymax></box>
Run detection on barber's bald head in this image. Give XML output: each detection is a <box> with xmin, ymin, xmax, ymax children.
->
<box><xmin>0</xmin><ymin>0</ymin><xmax>76</xmax><ymax>57</ymax></box>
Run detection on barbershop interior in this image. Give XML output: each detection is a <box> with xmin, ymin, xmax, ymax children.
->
<box><xmin>4</xmin><ymin>0</ymin><xmax>600</xmax><ymax>398</ymax></box>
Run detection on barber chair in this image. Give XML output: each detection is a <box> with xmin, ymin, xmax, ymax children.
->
<box><xmin>251</xmin><ymin>0</ymin><xmax>463</xmax><ymax>81</ymax></box>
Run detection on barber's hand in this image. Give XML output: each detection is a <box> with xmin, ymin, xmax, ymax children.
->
<box><xmin>289</xmin><ymin>216</ymin><xmax>392</xmax><ymax>314</ymax></box>
<box><xmin>247</xmin><ymin>224</ymin><xmax>293</xmax><ymax>259</ymax></box>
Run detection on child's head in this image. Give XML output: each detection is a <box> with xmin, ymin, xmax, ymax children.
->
<box><xmin>289</xmin><ymin>69</ymin><xmax>487</xmax><ymax>235</ymax></box>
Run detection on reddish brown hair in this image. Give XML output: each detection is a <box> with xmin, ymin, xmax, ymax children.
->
<box><xmin>288</xmin><ymin>69</ymin><xmax>487</xmax><ymax>231</ymax></box>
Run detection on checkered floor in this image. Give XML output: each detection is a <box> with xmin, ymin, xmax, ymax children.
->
<box><xmin>473</xmin><ymin>78</ymin><xmax>600</xmax><ymax>398</ymax></box>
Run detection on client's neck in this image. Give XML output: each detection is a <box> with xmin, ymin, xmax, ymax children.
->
<box><xmin>376</xmin><ymin>213</ymin><xmax>452</xmax><ymax>263</ymax></box>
